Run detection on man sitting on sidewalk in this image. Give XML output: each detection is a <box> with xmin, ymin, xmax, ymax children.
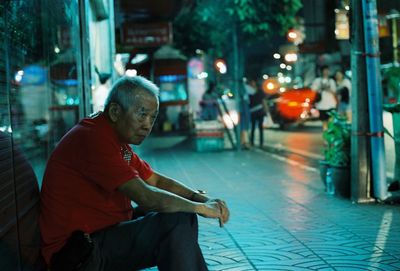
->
<box><xmin>39</xmin><ymin>76</ymin><xmax>230</xmax><ymax>271</ymax></box>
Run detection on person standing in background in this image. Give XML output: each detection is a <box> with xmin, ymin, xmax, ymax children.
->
<box><xmin>249</xmin><ymin>81</ymin><xmax>268</xmax><ymax>147</ymax></box>
<box><xmin>239</xmin><ymin>79</ymin><xmax>255</xmax><ymax>150</ymax></box>
<box><xmin>334</xmin><ymin>69</ymin><xmax>352</xmax><ymax>121</ymax></box>
<box><xmin>311</xmin><ymin>65</ymin><xmax>337</xmax><ymax>131</ymax></box>
<box><xmin>200</xmin><ymin>82</ymin><xmax>219</xmax><ymax>121</ymax></box>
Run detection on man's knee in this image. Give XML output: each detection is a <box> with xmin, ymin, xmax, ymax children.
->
<box><xmin>159</xmin><ymin>212</ymin><xmax>197</xmax><ymax>223</ymax></box>
<box><xmin>157</xmin><ymin>212</ymin><xmax>198</xmax><ymax>232</ymax></box>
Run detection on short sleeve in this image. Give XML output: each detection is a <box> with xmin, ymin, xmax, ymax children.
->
<box><xmin>82</xmin><ymin>134</ymin><xmax>139</xmax><ymax>193</ymax></box>
<box><xmin>329</xmin><ymin>79</ymin><xmax>337</xmax><ymax>92</ymax></box>
<box><xmin>311</xmin><ymin>78</ymin><xmax>320</xmax><ymax>91</ymax></box>
<box><xmin>129</xmin><ymin>149</ymin><xmax>153</xmax><ymax>181</ymax></box>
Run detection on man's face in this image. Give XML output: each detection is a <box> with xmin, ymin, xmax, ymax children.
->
<box><xmin>322</xmin><ymin>68</ymin><xmax>330</xmax><ymax>78</ymax></box>
<box><xmin>113</xmin><ymin>92</ymin><xmax>159</xmax><ymax>145</ymax></box>
<box><xmin>335</xmin><ymin>71</ymin><xmax>343</xmax><ymax>81</ymax></box>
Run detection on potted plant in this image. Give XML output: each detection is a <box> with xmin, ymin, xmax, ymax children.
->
<box><xmin>320</xmin><ymin>110</ymin><xmax>351</xmax><ymax>197</ymax></box>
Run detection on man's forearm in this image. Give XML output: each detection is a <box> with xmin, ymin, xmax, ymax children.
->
<box><xmin>119</xmin><ymin>178</ymin><xmax>222</xmax><ymax>221</ymax></box>
<box><xmin>144</xmin><ymin>186</ymin><xmax>204</xmax><ymax>213</ymax></box>
<box><xmin>144</xmin><ymin>188</ymin><xmax>225</xmax><ymax>224</ymax></box>
<box><xmin>120</xmin><ymin>178</ymin><xmax>202</xmax><ymax>213</ymax></box>
<box><xmin>155</xmin><ymin>173</ymin><xmax>209</xmax><ymax>202</ymax></box>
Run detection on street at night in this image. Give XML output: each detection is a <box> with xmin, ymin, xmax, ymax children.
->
<box><xmin>258</xmin><ymin>111</ymin><xmax>396</xmax><ymax>182</ymax></box>
<box><xmin>137</xmin><ymin>136</ymin><xmax>400</xmax><ymax>271</ymax></box>
<box><xmin>1</xmin><ymin>0</ymin><xmax>400</xmax><ymax>271</ymax></box>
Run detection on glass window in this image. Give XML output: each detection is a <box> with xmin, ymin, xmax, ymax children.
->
<box><xmin>4</xmin><ymin>0</ymin><xmax>87</xmax><ymax>185</ymax></box>
<box><xmin>157</xmin><ymin>74</ymin><xmax>188</xmax><ymax>103</ymax></box>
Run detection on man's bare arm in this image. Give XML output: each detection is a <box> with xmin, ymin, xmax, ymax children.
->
<box><xmin>118</xmin><ymin>177</ymin><xmax>220</xmax><ymax>219</ymax></box>
<box><xmin>145</xmin><ymin>172</ymin><xmax>209</xmax><ymax>202</ymax></box>
<box><xmin>144</xmin><ymin>172</ymin><xmax>230</xmax><ymax>225</ymax></box>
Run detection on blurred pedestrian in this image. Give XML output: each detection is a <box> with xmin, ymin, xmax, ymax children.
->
<box><xmin>334</xmin><ymin>69</ymin><xmax>352</xmax><ymax>121</ymax></box>
<box><xmin>200</xmin><ymin>82</ymin><xmax>219</xmax><ymax>120</ymax></box>
<box><xmin>249</xmin><ymin>80</ymin><xmax>268</xmax><ymax>147</ymax></box>
<box><xmin>40</xmin><ymin>76</ymin><xmax>230</xmax><ymax>271</ymax></box>
<box><xmin>239</xmin><ymin>79</ymin><xmax>255</xmax><ymax>149</ymax></box>
<box><xmin>311</xmin><ymin>65</ymin><xmax>337</xmax><ymax>130</ymax></box>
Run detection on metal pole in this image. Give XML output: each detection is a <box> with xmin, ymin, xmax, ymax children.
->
<box><xmin>361</xmin><ymin>0</ymin><xmax>388</xmax><ymax>201</ymax></box>
<box><xmin>78</xmin><ymin>0</ymin><xmax>92</xmax><ymax>117</ymax></box>
<box><xmin>393</xmin><ymin>18</ymin><xmax>399</xmax><ymax>64</ymax></box>
<box><xmin>386</xmin><ymin>10</ymin><xmax>400</xmax><ymax>65</ymax></box>
<box><xmin>232</xmin><ymin>23</ymin><xmax>241</xmax><ymax>151</ymax></box>
<box><xmin>350</xmin><ymin>0</ymin><xmax>372</xmax><ymax>202</ymax></box>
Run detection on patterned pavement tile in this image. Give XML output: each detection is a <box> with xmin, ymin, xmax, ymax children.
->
<box><xmin>224</xmin><ymin>218</ymin><xmax>279</xmax><ymax>229</ymax></box>
<box><xmin>244</xmin><ymin>248</ymin><xmax>315</xmax><ymax>262</ymax></box>
<box><xmin>278</xmin><ymin>222</ymin><xmax>339</xmax><ymax>232</ymax></box>
<box><xmin>253</xmin><ymin>258</ymin><xmax>333</xmax><ymax>271</ymax></box>
<box><xmin>291</xmin><ymin>232</ymin><xmax>358</xmax><ymax>243</ymax></box>
<box><xmin>208</xmin><ymin>263</ymin><xmax>255</xmax><ymax>271</ymax></box>
<box><xmin>325</xmin><ymin>259</ymin><xmax>400</xmax><ymax>271</ymax></box>
<box><xmin>204</xmin><ymin>251</ymin><xmax>249</xmax><ymax>266</ymax></box>
<box><xmin>137</xmin><ymin>137</ymin><xmax>400</xmax><ymax>271</ymax></box>
<box><xmin>322</xmin><ymin>252</ymin><xmax>397</xmax><ymax>262</ymax></box>
<box><xmin>388</xmin><ymin>259</ymin><xmax>400</xmax><ymax>269</ymax></box>
<box><xmin>233</xmin><ymin>236</ymin><xmax>299</xmax><ymax>248</ymax></box>
<box><xmin>306</xmin><ymin>243</ymin><xmax>383</xmax><ymax>258</ymax></box>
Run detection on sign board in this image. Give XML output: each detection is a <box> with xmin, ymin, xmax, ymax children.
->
<box><xmin>121</xmin><ymin>22</ymin><xmax>172</xmax><ymax>47</ymax></box>
<box><xmin>378</xmin><ymin>15</ymin><xmax>390</xmax><ymax>38</ymax></box>
<box><xmin>299</xmin><ymin>42</ymin><xmax>326</xmax><ymax>54</ymax></box>
<box><xmin>335</xmin><ymin>10</ymin><xmax>349</xmax><ymax>40</ymax></box>
<box><xmin>279</xmin><ymin>44</ymin><xmax>298</xmax><ymax>55</ymax></box>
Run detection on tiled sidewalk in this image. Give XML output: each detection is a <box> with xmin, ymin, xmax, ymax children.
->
<box><xmin>138</xmin><ymin>136</ymin><xmax>400</xmax><ymax>271</ymax></box>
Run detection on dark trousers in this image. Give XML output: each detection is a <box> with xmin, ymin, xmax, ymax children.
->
<box><xmin>250</xmin><ymin>115</ymin><xmax>264</xmax><ymax>147</ymax></box>
<box><xmin>82</xmin><ymin>212</ymin><xmax>208</xmax><ymax>271</ymax></box>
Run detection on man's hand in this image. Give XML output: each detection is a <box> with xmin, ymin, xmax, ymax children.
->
<box><xmin>198</xmin><ymin>201</ymin><xmax>221</xmax><ymax>219</ymax></box>
<box><xmin>216</xmin><ymin>199</ymin><xmax>230</xmax><ymax>226</ymax></box>
<box><xmin>119</xmin><ymin>175</ymin><xmax>230</xmax><ymax>227</ymax></box>
<box><xmin>198</xmin><ymin>199</ymin><xmax>230</xmax><ymax>227</ymax></box>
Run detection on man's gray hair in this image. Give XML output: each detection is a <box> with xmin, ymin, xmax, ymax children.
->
<box><xmin>104</xmin><ymin>76</ymin><xmax>159</xmax><ymax>112</ymax></box>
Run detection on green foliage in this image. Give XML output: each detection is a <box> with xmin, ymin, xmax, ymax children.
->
<box><xmin>382</xmin><ymin>66</ymin><xmax>400</xmax><ymax>100</ymax></box>
<box><xmin>383</xmin><ymin>103</ymin><xmax>400</xmax><ymax>113</ymax></box>
<box><xmin>322</xmin><ymin>111</ymin><xmax>351</xmax><ymax>167</ymax></box>
<box><xmin>173</xmin><ymin>0</ymin><xmax>302</xmax><ymax>56</ymax></box>
<box><xmin>173</xmin><ymin>2</ymin><xmax>229</xmax><ymax>56</ymax></box>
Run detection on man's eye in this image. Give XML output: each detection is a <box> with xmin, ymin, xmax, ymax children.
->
<box><xmin>137</xmin><ymin>112</ymin><xmax>146</xmax><ymax>118</ymax></box>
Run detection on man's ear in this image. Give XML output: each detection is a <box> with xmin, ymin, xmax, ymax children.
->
<box><xmin>108</xmin><ymin>103</ymin><xmax>122</xmax><ymax>122</ymax></box>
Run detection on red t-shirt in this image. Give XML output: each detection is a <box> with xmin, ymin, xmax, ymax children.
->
<box><xmin>39</xmin><ymin>113</ymin><xmax>153</xmax><ymax>264</ymax></box>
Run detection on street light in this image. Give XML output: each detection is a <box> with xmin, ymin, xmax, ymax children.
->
<box><xmin>214</xmin><ymin>59</ymin><xmax>227</xmax><ymax>74</ymax></box>
<box><xmin>273</xmin><ymin>53</ymin><xmax>281</xmax><ymax>59</ymax></box>
<box><xmin>284</xmin><ymin>53</ymin><xmax>298</xmax><ymax>63</ymax></box>
<box><xmin>287</xmin><ymin>29</ymin><xmax>298</xmax><ymax>42</ymax></box>
<box><xmin>286</xmin><ymin>27</ymin><xmax>305</xmax><ymax>45</ymax></box>
<box><xmin>262</xmin><ymin>78</ymin><xmax>279</xmax><ymax>95</ymax></box>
